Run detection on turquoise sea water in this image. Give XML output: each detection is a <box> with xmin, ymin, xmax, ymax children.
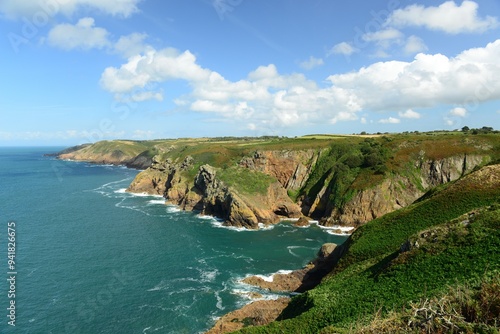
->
<box><xmin>0</xmin><ymin>147</ymin><xmax>347</xmax><ymax>333</ymax></box>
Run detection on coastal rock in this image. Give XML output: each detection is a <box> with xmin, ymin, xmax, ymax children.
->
<box><xmin>293</xmin><ymin>216</ymin><xmax>310</xmax><ymax>227</ymax></box>
<box><xmin>242</xmin><ymin>242</ymin><xmax>344</xmax><ymax>293</ymax></box>
<box><xmin>206</xmin><ymin>298</ymin><xmax>290</xmax><ymax>334</ymax></box>
<box><xmin>318</xmin><ymin>154</ymin><xmax>485</xmax><ymax>227</ymax></box>
<box><xmin>239</xmin><ymin>149</ymin><xmax>321</xmax><ymax>191</ymax></box>
<box><xmin>317</xmin><ymin>243</ymin><xmax>337</xmax><ymax>260</ymax></box>
<box><xmin>81</xmin><ymin>140</ymin><xmax>488</xmax><ymax>230</ymax></box>
<box><xmin>242</xmin><ymin>270</ymin><xmax>308</xmax><ymax>292</ymax></box>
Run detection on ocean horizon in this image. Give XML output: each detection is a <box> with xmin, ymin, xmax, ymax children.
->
<box><xmin>0</xmin><ymin>147</ymin><xmax>347</xmax><ymax>333</ymax></box>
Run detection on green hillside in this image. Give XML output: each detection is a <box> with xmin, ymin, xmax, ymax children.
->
<box><xmin>235</xmin><ymin>164</ymin><xmax>500</xmax><ymax>333</ymax></box>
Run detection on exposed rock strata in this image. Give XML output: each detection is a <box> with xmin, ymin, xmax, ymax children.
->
<box><xmin>63</xmin><ymin>141</ymin><xmax>487</xmax><ymax>230</ymax></box>
<box><xmin>128</xmin><ymin>159</ymin><xmax>302</xmax><ymax>229</ymax></box>
<box><xmin>238</xmin><ymin>150</ymin><xmax>321</xmax><ymax>191</ymax></box>
<box><xmin>318</xmin><ymin>154</ymin><xmax>485</xmax><ymax>227</ymax></box>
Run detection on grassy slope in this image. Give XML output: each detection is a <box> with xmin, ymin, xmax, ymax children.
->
<box><xmin>66</xmin><ymin>132</ymin><xmax>499</xmax><ymax>208</ymax></box>
<box><xmin>235</xmin><ymin>165</ymin><xmax>500</xmax><ymax>333</ymax></box>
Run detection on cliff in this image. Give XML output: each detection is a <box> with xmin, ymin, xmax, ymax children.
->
<box><xmin>58</xmin><ymin>133</ymin><xmax>499</xmax><ymax>230</ymax></box>
<box><xmin>233</xmin><ymin>163</ymin><xmax>500</xmax><ymax>333</ymax></box>
<box><xmin>58</xmin><ymin>140</ymin><xmax>155</xmax><ymax>169</ymax></box>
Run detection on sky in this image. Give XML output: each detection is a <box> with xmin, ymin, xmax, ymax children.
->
<box><xmin>1</xmin><ymin>0</ymin><xmax>500</xmax><ymax>146</ymax></box>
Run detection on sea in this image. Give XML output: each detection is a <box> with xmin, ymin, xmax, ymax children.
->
<box><xmin>0</xmin><ymin>147</ymin><xmax>347</xmax><ymax>333</ymax></box>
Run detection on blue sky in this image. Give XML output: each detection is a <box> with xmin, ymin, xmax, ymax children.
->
<box><xmin>1</xmin><ymin>0</ymin><xmax>499</xmax><ymax>145</ymax></box>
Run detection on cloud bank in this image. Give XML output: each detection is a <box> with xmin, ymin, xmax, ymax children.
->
<box><xmin>99</xmin><ymin>38</ymin><xmax>500</xmax><ymax>131</ymax></box>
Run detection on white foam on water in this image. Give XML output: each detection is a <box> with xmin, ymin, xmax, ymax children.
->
<box><xmin>214</xmin><ymin>291</ymin><xmax>225</xmax><ymax>311</ymax></box>
<box><xmin>196</xmin><ymin>214</ymin><xmax>217</xmax><ymax>220</ymax></box>
<box><xmin>309</xmin><ymin>221</ymin><xmax>354</xmax><ymax>234</ymax></box>
<box><xmin>200</xmin><ymin>269</ymin><xmax>219</xmax><ymax>282</ymax></box>
<box><xmin>258</xmin><ymin>223</ymin><xmax>275</xmax><ymax>230</ymax></box>
<box><xmin>166</xmin><ymin>206</ymin><xmax>181</xmax><ymax>213</ymax></box>
<box><xmin>125</xmin><ymin>191</ymin><xmax>164</xmax><ymax>198</ymax></box>
<box><xmin>287</xmin><ymin>245</ymin><xmax>307</xmax><ymax>257</ymax></box>
<box><xmin>209</xmin><ymin>220</ymin><xmax>248</xmax><ymax>232</ymax></box>
<box><xmin>147</xmin><ymin>280</ymin><xmax>167</xmax><ymax>292</ymax></box>
<box><xmin>147</xmin><ymin>199</ymin><xmax>166</xmax><ymax>205</ymax></box>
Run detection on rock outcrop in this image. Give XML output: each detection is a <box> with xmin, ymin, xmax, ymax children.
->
<box><xmin>128</xmin><ymin>158</ymin><xmax>302</xmax><ymax>229</ymax></box>
<box><xmin>318</xmin><ymin>154</ymin><xmax>486</xmax><ymax>227</ymax></box>
<box><xmin>59</xmin><ymin>138</ymin><xmax>491</xmax><ymax>230</ymax></box>
<box><xmin>206</xmin><ymin>298</ymin><xmax>290</xmax><ymax>334</ymax></box>
<box><xmin>241</xmin><ymin>241</ymin><xmax>347</xmax><ymax>293</ymax></box>
<box><xmin>239</xmin><ymin>150</ymin><xmax>321</xmax><ymax>191</ymax></box>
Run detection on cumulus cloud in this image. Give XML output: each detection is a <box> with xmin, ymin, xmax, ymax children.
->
<box><xmin>113</xmin><ymin>33</ymin><xmax>150</xmax><ymax>58</ymax></box>
<box><xmin>47</xmin><ymin>17</ymin><xmax>110</xmax><ymax>50</ymax></box>
<box><xmin>386</xmin><ymin>0</ymin><xmax>499</xmax><ymax>34</ymax></box>
<box><xmin>449</xmin><ymin>107</ymin><xmax>468</xmax><ymax>117</ymax></box>
<box><xmin>404</xmin><ymin>35</ymin><xmax>428</xmax><ymax>55</ymax></box>
<box><xmin>328</xmin><ymin>42</ymin><xmax>358</xmax><ymax>56</ymax></box>
<box><xmin>362</xmin><ymin>28</ymin><xmax>403</xmax><ymax>44</ymax></box>
<box><xmin>378</xmin><ymin>117</ymin><xmax>400</xmax><ymax>124</ymax></box>
<box><xmin>100</xmin><ymin>39</ymin><xmax>500</xmax><ymax>132</ymax></box>
<box><xmin>299</xmin><ymin>56</ymin><xmax>324</xmax><ymax>70</ymax></box>
<box><xmin>327</xmin><ymin>39</ymin><xmax>500</xmax><ymax>111</ymax></box>
<box><xmin>398</xmin><ymin>109</ymin><xmax>421</xmax><ymax>119</ymax></box>
<box><xmin>0</xmin><ymin>0</ymin><xmax>141</xmax><ymax>19</ymax></box>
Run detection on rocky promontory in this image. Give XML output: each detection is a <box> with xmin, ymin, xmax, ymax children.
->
<box><xmin>205</xmin><ymin>241</ymin><xmax>347</xmax><ymax>333</ymax></box>
<box><xmin>56</xmin><ymin>134</ymin><xmax>497</xmax><ymax>230</ymax></box>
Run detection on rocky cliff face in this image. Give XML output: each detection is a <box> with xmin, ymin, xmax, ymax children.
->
<box><xmin>127</xmin><ymin>157</ymin><xmax>302</xmax><ymax>229</ymax></box>
<box><xmin>320</xmin><ymin>154</ymin><xmax>485</xmax><ymax>227</ymax></box>
<box><xmin>127</xmin><ymin>148</ymin><xmax>488</xmax><ymax>229</ymax></box>
<box><xmin>238</xmin><ymin>150</ymin><xmax>321</xmax><ymax>191</ymax></box>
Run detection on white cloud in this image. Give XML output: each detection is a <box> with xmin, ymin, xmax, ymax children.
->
<box><xmin>449</xmin><ymin>107</ymin><xmax>468</xmax><ymax>117</ymax></box>
<box><xmin>299</xmin><ymin>56</ymin><xmax>324</xmax><ymax>70</ymax></box>
<box><xmin>330</xmin><ymin>111</ymin><xmax>358</xmax><ymax>124</ymax></box>
<box><xmin>327</xmin><ymin>39</ymin><xmax>500</xmax><ymax>111</ymax></box>
<box><xmin>362</xmin><ymin>28</ymin><xmax>404</xmax><ymax>58</ymax></box>
<box><xmin>398</xmin><ymin>109</ymin><xmax>421</xmax><ymax>119</ymax></box>
<box><xmin>100</xmin><ymin>39</ymin><xmax>500</xmax><ymax>133</ymax></box>
<box><xmin>328</xmin><ymin>42</ymin><xmax>358</xmax><ymax>56</ymax></box>
<box><xmin>362</xmin><ymin>28</ymin><xmax>403</xmax><ymax>43</ymax></box>
<box><xmin>113</xmin><ymin>33</ymin><xmax>150</xmax><ymax>58</ymax></box>
<box><xmin>386</xmin><ymin>1</ymin><xmax>499</xmax><ymax>34</ymax></box>
<box><xmin>47</xmin><ymin>17</ymin><xmax>110</xmax><ymax>50</ymax></box>
<box><xmin>129</xmin><ymin>91</ymin><xmax>163</xmax><ymax>102</ymax></box>
<box><xmin>100</xmin><ymin>48</ymin><xmax>211</xmax><ymax>94</ymax></box>
<box><xmin>404</xmin><ymin>35</ymin><xmax>428</xmax><ymax>55</ymax></box>
<box><xmin>378</xmin><ymin>117</ymin><xmax>401</xmax><ymax>124</ymax></box>
<box><xmin>0</xmin><ymin>0</ymin><xmax>141</xmax><ymax>19</ymax></box>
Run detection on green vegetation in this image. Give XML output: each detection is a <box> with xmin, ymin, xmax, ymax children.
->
<box><xmin>72</xmin><ymin>131</ymin><xmax>499</xmax><ymax>215</ymax></box>
<box><xmin>235</xmin><ymin>166</ymin><xmax>500</xmax><ymax>333</ymax></box>
<box><xmin>66</xmin><ymin>132</ymin><xmax>500</xmax><ymax>333</ymax></box>
<box><xmin>218</xmin><ymin>167</ymin><xmax>277</xmax><ymax>195</ymax></box>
